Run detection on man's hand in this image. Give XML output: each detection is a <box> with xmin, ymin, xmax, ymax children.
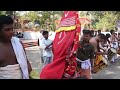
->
<box><xmin>45</xmin><ymin>46</ymin><xmax>49</xmax><ymax>50</ymax></box>
<box><xmin>45</xmin><ymin>42</ymin><xmax>53</xmax><ymax>50</ymax></box>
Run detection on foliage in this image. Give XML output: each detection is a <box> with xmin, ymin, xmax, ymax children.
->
<box><xmin>0</xmin><ymin>11</ymin><xmax>6</xmax><ymax>15</ymax></box>
<box><xmin>1</xmin><ymin>11</ymin><xmax>120</xmax><ymax>31</ymax></box>
<box><xmin>79</xmin><ymin>11</ymin><xmax>120</xmax><ymax>31</ymax></box>
<box><xmin>20</xmin><ymin>11</ymin><xmax>63</xmax><ymax>31</ymax></box>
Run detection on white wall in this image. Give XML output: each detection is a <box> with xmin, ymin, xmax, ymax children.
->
<box><xmin>101</xmin><ymin>32</ymin><xmax>111</xmax><ymax>35</ymax></box>
<box><xmin>23</xmin><ymin>31</ymin><xmax>56</xmax><ymax>40</ymax></box>
<box><xmin>23</xmin><ymin>31</ymin><xmax>38</xmax><ymax>40</ymax></box>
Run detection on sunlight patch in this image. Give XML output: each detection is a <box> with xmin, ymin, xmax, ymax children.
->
<box><xmin>33</xmin><ymin>67</ymin><xmax>38</xmax><ymax>70</ymax></box>
<box><xmin>30</xmin><ymin>61</ymin><xmax>33</xmax><ymax>64</ymax></box>
<box><xmin>116</xmin><ymin>66</ymin><xmax>120</xmax><ymax>69</ymax></box>
<box><xmin>106</xmin><ymin>71</ymin><xmax>115</xmax><ymax>74</ymax></box>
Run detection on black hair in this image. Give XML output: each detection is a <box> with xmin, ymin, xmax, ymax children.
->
<box><xmin>98</xmin><ymin>30</ymin><xmax>101</xmax><ymax>33</ymax></box>
<box><xmin>42</xmin><ymin>31</ymin><xmax>48</xmax><ymax>35</ymax></box>
<box><xmin>98</xmin><ymin>33</ymin><xmax>105</xmax><ymax>39</ymax></box>
<box><xmin>0</xmin><ymin>15</ymin><xmax>13</xmax><ymax>31</ymax></box>
<box><xmin>110</xmin><ymin>29</ymin><xmax>114</xmax><ymax>34</ymax></box>
<box><xmin>103</xmin><ymin>34</ymin><xmax>107</xmax><ymax>40</ymax></box>
<box><xmin>90</xmin><ymin>30</ymin><xmax>95</xmax><ymax>37</ymax></box>
<box><xmin>40</xmin><ymin>30</ymin><xmax>45</xmax><ymax>34</ymax></box>
<box><xmin>90</xmin><ymin>30</ymin><xmax>94</xmax><ymax>35</ymax></box>
<box><xmin>106</xmin><ymin>33</ymin><xmax>111</xmax><ymax>39</ymax></box>
<box><xmin>83</xmin><ymin>29</ymin><xmax>91</xmax><ymax>35</ymax></box>
<box><xmin>91</xmin><ymin>30</ymin><xmax>94</xmax><ymax>33</ymax></box>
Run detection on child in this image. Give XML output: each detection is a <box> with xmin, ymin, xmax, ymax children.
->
<box><xmin>40</xmin><ymin>31</ymin><xmax>53</xmax><ymax>66</ymax></box>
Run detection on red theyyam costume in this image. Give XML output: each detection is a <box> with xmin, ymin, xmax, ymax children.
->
<box><xmin>40</xmin><ymin>11</ymin><xmax>81</xmax><ymax>79</ymax></box>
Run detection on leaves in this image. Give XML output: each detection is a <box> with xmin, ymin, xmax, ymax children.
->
<box><xmin>19</xmin><ymin>11</ymin><xmax>63</xmax><ymax>31</ymax></box>
<box><xmin>0</xmin><ymin>11</ymin><xmax>6</xmax><ymax>15</ymax></box>
<box><xmin>79</xmin><ymin>11</ymin><xmax>120</xmax><ymax>31</ymax></box>
<box><xmin>2</xmin><ymin>11</ymin><xmax>119</xmax><ymax>31</ymax></box>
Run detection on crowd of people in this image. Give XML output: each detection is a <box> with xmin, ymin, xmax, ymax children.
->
<box><xmin>0</xmin><ymin>15</ymin><xmax>120</xmax><ymax>79</ymax></box>
<box><xmin>39</xmin><ymin>30</ymin><xmax>120</xmax><ymax>79</ymax></box>
<box><xmin>39</xmin><ymin>29</ymin><xmax>120</xmax><ymax>79</ymax></box>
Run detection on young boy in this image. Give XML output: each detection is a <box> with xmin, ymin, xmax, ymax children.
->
<box><xmin>40</xmin><ymin>31</ymin><xmax>53</xmax><ymax>66</ymax></box>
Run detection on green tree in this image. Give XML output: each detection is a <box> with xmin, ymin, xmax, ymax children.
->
<box><xmin>79</xmin><ymin>11</ymin><xmax>120</xmax><ymax>31</ymax></box>
<box><xmin>22</xmin><ymin>11</ymin><xmax>39</xmax><ymax>21</ymax></box>
<box><xmin>95</xmin><ymin>12</ymin><xmax>118</xmax><ymax>31</ymax></box>
<box><xmin>20</xmin><ymin>11</ymin><xmax>63</xmax><ymax>31</ymax></box>
<box><xmin>0</xmin><ymin>11</ymin><xmax>6</xmax><ymax>15</ymax></box>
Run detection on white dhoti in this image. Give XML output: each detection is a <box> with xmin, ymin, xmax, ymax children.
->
<box><xmin>76</xmin><ymin>58</ymin><xmax>92</xmax><ymax>79</ymax></box>
<box><xmin>0</xmin><ymin>64</ymin><xmax>23</xmax><ymax>79</ymax></box>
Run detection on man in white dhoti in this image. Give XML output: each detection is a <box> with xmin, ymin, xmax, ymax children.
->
<box><xmin>110</xmin><ymin>30</ymin><xmax>119</xmax><ymax>63</ymax></box>
<box><xmin>76</xmin><ymin>30</ymin><xmax>95</xmax><ymax>79</ymax></box>
<box><xmin>0</xmin><ymin>15</ymin><xmax>32</xmax><ymax>79</ymax></box>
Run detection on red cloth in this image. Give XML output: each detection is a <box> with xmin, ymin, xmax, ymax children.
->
<box><xmin>40</xmin><ymin>11</ymin><xmax>81</xmax><ymax>79</ymax></box>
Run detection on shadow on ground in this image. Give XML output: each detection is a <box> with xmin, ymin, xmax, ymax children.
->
<box><xmin>92</xmin><ymin>56</ymin><xmax>120</xmax><ymax>79</ymax></box>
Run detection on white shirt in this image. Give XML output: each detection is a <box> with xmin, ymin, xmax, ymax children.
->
<box><xmin>40</xmin><ymin>38</ymin><xmax>52</xmax><ymax>57</ymax></box>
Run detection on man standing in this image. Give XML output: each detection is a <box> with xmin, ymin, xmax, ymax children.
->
<box><xmin>76</xmin><ymin>30</ymin><xmax>95</xmax><ymax>79</ymax></box>
<box><xmin>0</xmin><ymin>15</ymin><xmax>32</xmax><ymax>79</ymax></box>
<box><xmin>89</xmin><ymin>33</ymin><xmax>107</xmax><ymax>55</ymax></box>
<box><xmin>110</xmin><ymin>30</ymin><xmax>119</xmax><ymax>63</ymax></box>
<box><xmin>90</xmin><ymin>30</ymin><xmax>95</xmax><ymax>37</ymax></box>
<box><xmin>40</xmin><ymin>31</ymin><xmax>53</xmax><ymax>66</ymax></box>
<box><xmin>98</xmin><ymin>30</ymin><xmax>101</xmax><ymax>34</ymax></box>
<box><xmin>99</xmin><ymin>34</ymin><xmax>110</xmax><ymax>65</ymax></box>
<box><xmin>94</xmin><ymin>31</ymin><xmax>98</xmax><ymax>37</ymax></box>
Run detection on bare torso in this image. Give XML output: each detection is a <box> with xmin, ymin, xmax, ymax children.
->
<box><xmin>0</xmin><ymin>42</ymin><xmax>18</xmax><ymax>67</ymax></box>
<box><xmin>89</xmin><ymin>37</ymin><xmax>98</xmax><ymax>52</ymax></box>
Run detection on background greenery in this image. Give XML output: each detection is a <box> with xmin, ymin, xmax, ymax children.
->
<box><xmin>0</xmin><ymin>11</ymin><xmax>120</xmax><ymax>31</ymax></box>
